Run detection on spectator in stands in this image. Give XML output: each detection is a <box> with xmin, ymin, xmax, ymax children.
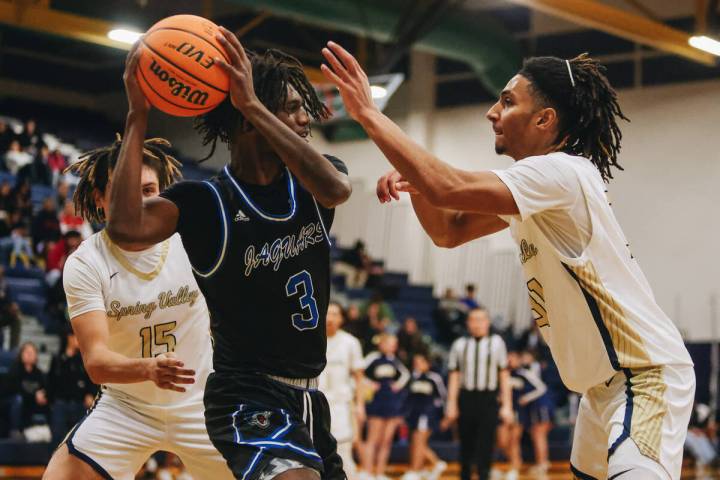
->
<box><xmin>32</xmin><ymin>197</ymin><xmax>61</xmax><ymax>255</ymax></box>
<box><xmin>16</xmin><ymin>119</ymin><xmax>43</xmax><ymax>155</ymax></box>
<box><xmin>685</xmin><ymin>402</ymin><xmax>719</xmax><ymax>473</ymax></box>
<box><xmin>47</xmin><ymin>148</ymin><xmax>67</xmax><ymax>186</ymax></box>
<box><xmin>403</xmin><ymin>352</ymin><xmax>447</xmax><ymax>480</ymax></box>
<box><xmin>363</xmin><ymin>334</ymin><xmax>410</xmax><ymax>480</ymax></box>
<box><xmin>0</xmin><ymin>120</ymin><xmax>13</xmax><ymax>155</ymax></box>
<box><xmin>48</xmin><ymin>328</ymin><xmax>96</xmax><ymax>444</ymax></box>
<box><xmin>397</xmin><ymin>316</ymin><xmax>430</xmax><ymax>367</ymax></box>
<box><xmin>4</xmin><ymin>140</ymin><xmax>33</xmax><ymax>174</ymax></box>
<box><xmin>7</xmin><ymin>342</ymin><xmax>50</xmax><ymax>440</ymax></box>
<box><xmin>334</xmin><ymin>240</ymin><xmax>372</xmax><ymax>289</ymax></box>
<box><xmin>362</xmin><ymin>292</ymin><xmax>396</xmax><ymax>324</ymax></box>
<box><xmin>517</xmin><ymin>322</ymin><xmax>552</xmax><ymax>364</ymax></box>
<box><xmin>59</xmin><ymin>198</ymin><xmax>93</xmax><ymax>239</ymax></box>
<box><xmin>435</xmin><ymin>288</ymin><xmax>468</xmax><ymax>345</ymax></box>
<box><xmin>12</xmin><ymin>178</ymin><xmax>33</xmax><ymax>221</ymax></box>
<box><xmin>460</xmin><ymin>284</ymin><xmax>480</xmax><ymax>310</ymax></box>
<box><xmin>45</xmin><ymin>230</ymin><xmax>82</xmax><ymax>287</ymax></box>
<box><xmin>0</xmin><ymin>181</ymin><xmax>12</xmax><ymax>213</ymax></box>
<box><xmin>0</xmin><ymin>265</ymin><xmax>21</xmax><ymax>349</ymax></box>
<box><xmin>9</xmin><ymin>221</ymin><xmax>34</xmax><ymax>268</ymax></box>
<box><xmin>55</xmin><ymin>180</ymin><xmax>69</xmax><ymax>209</ymax></box>
<box><xmin>18</xmin><ymin>144</ymin><xmax>52</xmax><ymax>186</ymax></box>
<box><xmin>363</xmin><ymin>300</ymin><xmax>392</xmax><ymax>354</ymax></box>
<box><xmin>343</xmin><ymin>303</ymin><xmax>371</xmax><ymax>345</ymax></box>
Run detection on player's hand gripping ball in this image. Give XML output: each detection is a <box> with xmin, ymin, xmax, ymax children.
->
<box><xmin>136</xmin><ymin>15</ymin><xmax>230</xmax><ymax>116</ymax></box>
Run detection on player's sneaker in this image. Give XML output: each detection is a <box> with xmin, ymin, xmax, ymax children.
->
<box><xmin>504</xmin><ymin>470</ymin><xmax>519</xmax><ymax>480</ymax></box>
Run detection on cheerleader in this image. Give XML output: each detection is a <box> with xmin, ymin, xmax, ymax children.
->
<box><xmin>522</xmin><ymin>350</ymin><xmax>554</xmax><ymax>474</ymax></box>
<box><xmin>363</xmin><ymin>334</ymin><xmax>410</xmax><ymax>479</ymax></box>
<box><xmin>504</xmin><ymin>350</ymin><xmax>546</xmax><ymax>480</ymax></box>
<box><xmin>402</xmin><ymin>353</ymin><xmax>447</xmax><ymax>480</ymax></box>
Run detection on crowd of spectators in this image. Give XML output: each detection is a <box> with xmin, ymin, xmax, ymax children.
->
<box><xmin>0</xmin><ymin>115</ymin><xmax>713</xmax><ymax>479</ymax></box>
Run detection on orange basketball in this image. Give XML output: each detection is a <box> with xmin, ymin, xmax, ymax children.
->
<box><xmin>137</xmin><ymin>15</ymin><xmax>230</xmax><ymax>117</ymax></box>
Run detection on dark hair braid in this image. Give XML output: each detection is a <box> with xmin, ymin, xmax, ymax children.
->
<box><xmin>194</xmin><ymin>48</ymin><xmax>330</xmax><ymax>161</ymax></box>
<box><xmin>519</xmin><ymin>53</ymin><xmax>629</xmax><ymax>182</ymax></box>
<box><xmin>65</xmin><ymin>134</ymin><xmax>182</xmax><ymax>223</ymax></box>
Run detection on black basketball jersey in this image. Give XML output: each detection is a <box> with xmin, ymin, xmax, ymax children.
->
<box><xmin>161</xmin><ymin>157</ymin><xmax>346</xmax><ymax>378</ymax></box>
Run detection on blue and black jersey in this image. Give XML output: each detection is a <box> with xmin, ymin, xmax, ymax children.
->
<box><xmin>160</xmin><ymin>156</ymin><xmax>347</xmax><ymax>379</ymax></box>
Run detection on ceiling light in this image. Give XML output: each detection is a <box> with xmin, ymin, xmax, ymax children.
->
<box><xmin>108</xmin><ymin>28</ymin><xmax>143</xmax><ymax>45</ymax></box>
<box><xmin>370</xmin><ymin>85</ymin><xmax>387</xmax><ymax>99</ymax></box>
<box><xmin>689</xmin><ymin>35</ymin><xmax>720</xmax><ymax>57</ymax></box>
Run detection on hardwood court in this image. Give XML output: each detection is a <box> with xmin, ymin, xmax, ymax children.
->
<box><xmin>1</xmin><ymin>462</ymin><xmax>718</xmax><ymax>479</ymax></box>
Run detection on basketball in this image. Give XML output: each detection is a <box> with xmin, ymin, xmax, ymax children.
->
<box><xmin>137</xmin><ymin>15</ymin><xmax>230</xmax><ymax>117</ymax></box>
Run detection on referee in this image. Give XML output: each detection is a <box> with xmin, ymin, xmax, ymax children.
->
<box><xmin>444</xmin><ymin>307</ymin><xmax>512</xmax><ymax>480</ymax></box>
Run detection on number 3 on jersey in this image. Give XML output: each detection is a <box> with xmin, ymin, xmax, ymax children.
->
<box><xmin>527</xmin><ymin>278</ymin><xmax>549</xmax><ymax>328</ymax></box>
<box><xmin>286</xmin><ymin>270</ymin><xmax>319</xmax><ymax>331</ymax></box>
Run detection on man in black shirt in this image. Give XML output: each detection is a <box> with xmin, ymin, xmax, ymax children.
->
<box><xmin>107</xmin><ymin>29</ymin><xmax>351</xmax><ymax>480</ymax></box>
<box><xmin>48</xmin><ymin>329</ymin><xmax>96</xmax><ymax>444</ymax></box>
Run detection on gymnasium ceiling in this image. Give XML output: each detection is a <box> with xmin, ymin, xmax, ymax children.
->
<box><xmin>0</xmin><ymin>0</ymin><xmax>718</xmax><ymax>110</ymax></box>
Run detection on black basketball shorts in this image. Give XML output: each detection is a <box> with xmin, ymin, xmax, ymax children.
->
<box><xmin>204</xmin><ymin>371</ymin><xmax>345</xmax><ymax>480</ymax></box>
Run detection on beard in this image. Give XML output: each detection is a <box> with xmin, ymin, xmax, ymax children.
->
<box><xmin>495</xmin><ymin>143</ymin><xmax>506</xmax><ymax>155</ymax></box>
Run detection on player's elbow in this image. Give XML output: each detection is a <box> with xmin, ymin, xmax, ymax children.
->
<box><xmin>318</xmin><ymin>178</ymin><xmax>352</xmax><ymax>209</ymax></box>
<box><xmin>431</xmin><ymin>232</ymin><xmax>461</xmax><ymax>249</ymax></box>
<box><xmin>84</xmin><ymin>358</ymin><xmax>106</xmax><ymax>385</ymax></box>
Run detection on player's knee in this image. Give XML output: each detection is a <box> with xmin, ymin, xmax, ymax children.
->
<box><xmin>273</xmin><ymin>467</ymin><xmax>321</xmax><ymax>480</ymax></box>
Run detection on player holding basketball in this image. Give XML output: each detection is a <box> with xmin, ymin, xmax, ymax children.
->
<box><xmin>42</xmin><ymin>136</ymin><xmax>233</xmax><ymax>480</ymax></box>
<box><xmin>107</xmin><ymin>29</ymin><xmax>351</xmax><ymax>480</ymax></box>
<box><xmin>322</xmin><ymin>44</ymin><xmax>694</xmax><ymax>480</ymax></box>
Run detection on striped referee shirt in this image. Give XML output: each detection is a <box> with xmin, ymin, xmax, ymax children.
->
<box><xmin>448</xmin><ymin>334</ymin><xmax>508</xmax><ymax>392</ymax></box>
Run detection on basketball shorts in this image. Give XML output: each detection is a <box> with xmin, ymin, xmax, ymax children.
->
<box><xmin>570</xmin><ymin>364</ymin><xmax>694</xmax><ymax>480</ymax></box>
<box><xmin>64</xmin><ymin>388</ymin><xmax>233</xmax><ymax>480</ymax></box>
<box><xmin>204</xmin><ymin>371</ymin><xmax>345</xmax><ymax>480</ymax></box>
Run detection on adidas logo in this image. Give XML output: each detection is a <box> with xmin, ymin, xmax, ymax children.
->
<box><xmin>234</xmin><ymin>209</ymin><xmax>250</xmax><ymax>222</ymax></box>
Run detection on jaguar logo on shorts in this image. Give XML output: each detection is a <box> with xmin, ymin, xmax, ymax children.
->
<box><xmin>249</xmin><ymin>411</ymin><xmax>272</xmax><ymax>429</ymax></box>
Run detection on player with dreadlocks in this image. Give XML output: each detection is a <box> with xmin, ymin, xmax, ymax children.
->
<box><xmin>107</xmin><ymin>27</ymin><xmax>351</xmax><ymax>480</ymax></box>
<box><xmin>43</xmin><ymin>136</ymin><xmax>233</xmax><ymax>480</ymax></box>
<box><xmin>323</xmin><ymin>43</ymin><xmax>693</xmax><ymax>480</ymax></box>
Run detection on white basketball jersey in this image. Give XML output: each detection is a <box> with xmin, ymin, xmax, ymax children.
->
<box><xmin>64</xmin><ymin>231</ymin><xmax>213</xmax><ymax>405</ymax></box>
<box><xmin>319</xmin><ymin>330</ymin><xmax>364</xmax><ymax>404</ymax></box>
<box><xmin>493</xmin><ymin>152</ymin><xmax>692</xmax><ymax>393</ymax></box>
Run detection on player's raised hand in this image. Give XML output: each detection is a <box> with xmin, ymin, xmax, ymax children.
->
<box><xmin>123</xmin><ymin>39</ymin><xmax>150</xmax><ymax>115</ymax></box>
<box><xmin>321</xmin><ymin>41</ymin><xmax>379</xmax><ymax>122</ymax></box>
<box><xmin>376</xmin><ymin>170</ymin><xmax>420</xmax><ymax>203</ymax></box>
<box><xmin>148</xmin><ymin>352</ymin><xmax>195</xmax><ymax>393</ymax></box>
<box><xmin>214</xmin><ymin>26</ymin><xmax>258</xmax><ymax>113</ymax></box>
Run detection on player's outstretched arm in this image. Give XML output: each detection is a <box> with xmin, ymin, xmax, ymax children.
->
<box><xmin>322</xmin><ymin>42</ymin><xmax>517</xmax><ymax>216</ymax></box>
<box><xmin>214</xmin><ymin>27</ymin><xmax>351</xmax><ymax>208</ymax></box>
<box><xmin>72</xmin><ymin>310</ymin><xmax>195</xmax><ymax>392</ymax></box>
<box><xmin>106</xmin><ymin>41</ymin><xmax>179</xmax><ymax>249</ymax></box>
<box><xmin>377</xmin><ymin>171</ymin><xmax>508</xmax><ymax>246</ymax></box>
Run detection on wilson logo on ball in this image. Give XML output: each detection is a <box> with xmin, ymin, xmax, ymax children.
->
<box><xmin>173</xmin><ymin>42</ymin><xmax>216</xmax><ymax>69</ymax></box>
<box><xmin>148</xmin><ymin>59</ymin><xmax>209</xmax><ymax>106</ymax></box>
